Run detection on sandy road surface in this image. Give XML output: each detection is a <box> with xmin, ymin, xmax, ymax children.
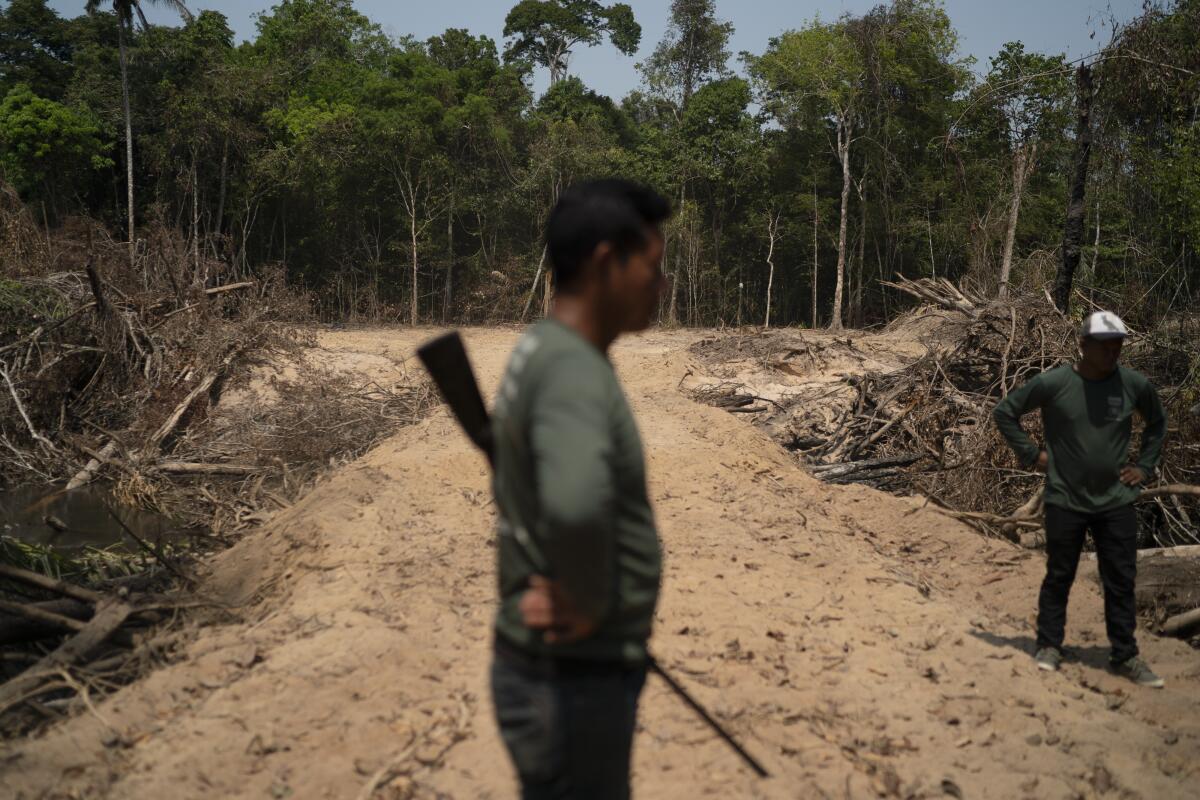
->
<box><xmin>4</xmin><ymin>326</ymin><xmax>1198</xmax><ymax>799</ymax></box>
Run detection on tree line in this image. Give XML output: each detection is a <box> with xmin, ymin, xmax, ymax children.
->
<box><xmin>1</xmin><ymin>0</ymin><xmax>1197</xmax><ymax>327</ymax></box>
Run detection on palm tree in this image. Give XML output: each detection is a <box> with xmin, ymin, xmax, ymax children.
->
<box><xmin>86</xmin><ymin>0</ymin><xmax>192</xmax><ymax>271</ymax></box>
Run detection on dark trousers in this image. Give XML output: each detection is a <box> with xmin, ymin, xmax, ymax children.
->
<box><xmin>1037</xmin><ymin>503</ymin><xmax>1139</xmax><ymax>664</ymax></box>
<box><xmin>491</xmin><ymin>640</ymin><xmax>647</xmax><ymax>800</ymax></box>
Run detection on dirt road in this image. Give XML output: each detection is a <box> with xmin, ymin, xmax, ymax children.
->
<box><xmin>4</xmin><ymin>326</ymin><xmax>1198</xmax><ymax>799</ymax></box>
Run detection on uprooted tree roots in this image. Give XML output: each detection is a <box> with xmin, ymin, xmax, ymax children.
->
<box><xmin>688</xmin><ymin>277</ymin><xmax>1200</xmax><ymax>553</ymax></box>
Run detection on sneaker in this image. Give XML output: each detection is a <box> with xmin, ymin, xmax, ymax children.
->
<box><xmin>1113</xmin><ymin>656</ymin><xmax>1164</xmax><ymax>688</ymax></box>
<box><xmin>1035</xmin><ymin>647</ymin><xmax>1063</xmax><ymax>672</ymax></box>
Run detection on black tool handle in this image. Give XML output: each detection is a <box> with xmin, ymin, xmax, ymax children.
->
<box><xmin>648</xmin><ymin>657</ymin><xmax>771</xmax><ymax>778</ymax></box>
<box><xmin>416</xmin><ymin>332</ymin><xmax>494</xmax><ymax>464</ymax></box>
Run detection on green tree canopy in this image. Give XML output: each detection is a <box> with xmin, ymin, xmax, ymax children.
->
<box><xmin>0</xmin><ymin>83</ymin><xmax>112</xmax><ymax>203</ymax></box>
<box><xmin>503</xmin><ymin>0</ymin><xmax>640</xmax><ymax>85</ymax></box>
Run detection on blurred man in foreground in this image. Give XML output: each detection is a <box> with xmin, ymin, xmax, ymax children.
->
<box><xmin>489</xmin><ymin>180</ymin><xmax>670</xmax><ymax>798</ymax></box>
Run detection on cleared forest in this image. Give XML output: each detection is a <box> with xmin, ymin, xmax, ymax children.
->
<box><xmin>1</xmin><ymin>1</ymin><xmax>1199</xmax><ymax>797</ymax></box>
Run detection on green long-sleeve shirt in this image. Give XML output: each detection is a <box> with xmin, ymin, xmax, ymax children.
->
<box><xmin>993</xmin><ymin>363</ymin><xmax>1166</xmax><ymax>513</ymax></box>
<box><xmin>491</xmin><ymin>319</ymin><xmax>661</xmax><ymax>663</ymax></box>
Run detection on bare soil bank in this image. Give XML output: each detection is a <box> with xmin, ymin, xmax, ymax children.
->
<box><xmin>3</xmin><ymin>326</ymin><xmax>1197</xmax><ymax>799</ymax></box>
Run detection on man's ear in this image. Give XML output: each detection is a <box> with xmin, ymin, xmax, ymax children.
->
<box><xmin>583</xmin><ymin>241</ymin><xmax>616</xmax><ymax>285</ymax></box>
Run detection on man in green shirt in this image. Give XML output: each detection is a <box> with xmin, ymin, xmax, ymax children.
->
<box><xmin>489</xmin><ymin>180</ymin><xmax>669</xmax><ymax>798</ymax></box>
<box><xmin>994</xmin><ymin>311</ymin><xmax>1167</xmax><ymax>687</ymax></box>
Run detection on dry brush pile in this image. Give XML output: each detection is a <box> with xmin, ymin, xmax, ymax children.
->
<box><xmin>689</xmin><ymin>276</ymin><xmax>1200</xmax><ymax>550</ymax></box>
<box><xmin>1</xmin><ymin>194</ymin><xmax>436</xmax><ymax>734</ymax></box>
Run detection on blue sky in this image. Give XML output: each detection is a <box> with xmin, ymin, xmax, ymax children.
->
<box><xmin>50</xmin><ymin>1</ymin><xmax>1142</xmax><ymax>97</ymax></box>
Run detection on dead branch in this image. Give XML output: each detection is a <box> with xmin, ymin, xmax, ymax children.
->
<box><xmin>810</xmin><ymin>453</ymin><xmax>924</xmax><ymax>480</ymax></box>
<box><xmin>103</xmin><ymin>503</ymin><xmax>192</xmax><ymax>587</ymax></box>
<box><xmin>154</xmin><ymin>461</ymin><xmax>264</xmax><ymax>475</ymax></box>
<box><xmin>1160</xmin><ymin>606</ymin><xmax>1200</xmax><ymax>637</ymax></box>
<box><xmin>0</xmin><ymin>599</ymin><xmax>92</xmax><ymax>645</ymax></box>
<box><xmin>0</xmin><ymin>359</ymin><xmax>57</xmax><ymax>454</ymax></box>
<box><xmin>0</xmin><ymin>563</ymin><xmax>104</xmax><ymax>604</ymax></box>
<box><xmin>65</xmin><ymin>440</ymin><xmax>118</xmax><ymax>491</ymax></box>
<box><xmin>0</xmin><ymin>599</ymin><xmax>133</xmax><ymax>716</ymax></box>
<box><xmin>881</xmin><ymin>275</ymin><xmax>980</xmax><ymax>317</ymax></box>
<box><xmin>0</xmin><ymin>599</ymin><xmax>87</xmax><ymax>633</ymax></box>
<box><xmin>1141</xmin><ymin>484</ymin><xmax>1200</xmax><ymax>499</ymax></box>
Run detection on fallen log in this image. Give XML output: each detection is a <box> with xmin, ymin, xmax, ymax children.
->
<box><xmin>1085</xmin><ymin>544</ymin><xmax>1200</xmax><ymax>561</ymax></box>
<box><xmin>1161</xmin><ymin>606</ymin><xmax>1200</xmax><ymax>638</ymax></box>
<box><xmin>65</xmin><ymin>440</ymin><xmax>118</xmax><ymax>491</ymax></box>
<box><xmin>810</xmin><ymin>453</ymin><xmax>923</xmax><ymax>480</ymax></box>
<box><xmin>143</xmin><ymin>372</ymin><xmax>218</xmax><ymax>454</ymax></box>
<box><xmin>154</xmin><ymin>461</ymin><xmax>264</xmax><ymax>476</ymax></box>
<box><xmin>1141</xmin><ymin>484</ymin><xmax>1200</xmax><ymax>499</ymax></box>
<box><xmin>0</xmin><ymin>599</ymin><xmax>91</xmax><ymax>645</ymax></box>
<box><xmin>0</xmin><ymin>598</ymin><xmax>88</xmax><ymax>638</ymax></box>
<box><xmin>0</xmin><ymin>563</ymin><xmax>104</xmax><ymax>604</ymax></box>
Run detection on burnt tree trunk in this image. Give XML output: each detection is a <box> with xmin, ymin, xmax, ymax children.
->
<box><xmin>1054</xmin><ymin>65</ymin><xmax>1094</xmax><ymax>313</ymax></box>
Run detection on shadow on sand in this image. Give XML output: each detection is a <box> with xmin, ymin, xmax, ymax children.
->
<box><xmin>968</xmin><ymin>629</ymin><xmax>1114</xmax><ymax>670</ymax></box>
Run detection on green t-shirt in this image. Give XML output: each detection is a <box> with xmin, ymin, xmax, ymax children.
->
<box><xmin>491</xmin><ymin>319</ymin><xmax>661</xmax><ymax>663</ymax></box>
<box><xmin>993</xmin><ymin>363</ymin><xmax>1166</xmax><ymax>513</ymax></box>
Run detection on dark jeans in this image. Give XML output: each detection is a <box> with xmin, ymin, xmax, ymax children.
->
<box><xmin>1037</xmin><ymin>503</ymin><xmax>1139</xmax><ymax>664</ymax></box>
<box><xmin>491</xmin><ymin>639</ymin><xmax>647</xmax><ymax>800</ymax></box>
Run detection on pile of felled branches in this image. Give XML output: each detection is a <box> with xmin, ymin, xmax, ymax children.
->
<box><xmin>0</xmin><ymin>558</ymin><xmax>199</xmax><ymax>736</ymax></box>
<box><xmin>2</xmin><ymin>214</ymin><xmax>374</xmax><ymax>558</ymax></box>
<box><xmin>774</xmin><ymin>277</ymin><xmax>1200</xmax><ymax>547</ymax></box>
<box><xmin>0</xmin><ymin>239</ymin><xmax>296</xmax><ymax>491</ymax></box>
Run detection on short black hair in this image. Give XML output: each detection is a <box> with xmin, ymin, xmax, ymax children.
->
<box><xmin>546</xmin><ymin>179</ymin><xmax>671</xmax><ymax>290</ymax></box>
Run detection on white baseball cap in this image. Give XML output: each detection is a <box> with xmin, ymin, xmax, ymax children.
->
<box><xmin>1079</xmin><ymin>311</ymin><xmax>1129</xmax><ymax>340</ymax></box>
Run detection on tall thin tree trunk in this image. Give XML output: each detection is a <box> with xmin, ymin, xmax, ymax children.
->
<box><xmin>118</xmin><ymin>19</ymin><xmax>136</xmax><ymax>274</ymax></box>
<box><xmin>667</xmin><ymin>243</ymin><xmax>680</xmax><ymax>326</ymax></box>
<box><xmin>667</xmin><ymin>184</ymin><xmax>686</xmax><ymax>326</ymax></box>
<box><xmin>410</xmin><ymin>208</ymin><xmax>419</xmax><ymax>325</ymax></box>
<box><xmin>811</xmin><ymin>182</ymin><xmax>819</xmax><ymax>328</ymax></box>
<box><xmin>855</xmin><ymin>184</ymin><xmax>867</xmax><ymax>327</ymax></box>
<box><xmin>1089</xmin><ymin>199</ymin><xmax>1100</xmax><ymax>277</ymax></box>
<box><xmin>522</xmin><ymin>246</ymin><xmax>548</xmax><ymax>322</ymax></box>
<box><xmin>191</xmin><ymin>148</ymin><xmax>200</xmax><ymax>284</ymax></box>
<box><xmin>215</xmin><ymin>137</ymin><xmax>229</xmax><ymax>239</ymax></box>
<box><xmin>1054</xmin><ymin>65</ymin><xmax>1094</xmax><ymax>313</ymax></box>
<box><xmin>831</xmin><ymin>121</ymin><xmax>852</xmax><ymax>331</ymax></box>
<box><xmin>736</xmin><ymin>270</ymin><xmax>743</xmax><ymax>327</ymax></box>
<box><xmin>926</xmin><ymin>208</ymin><xmax>936</xmax><ymax>280</ymax></box>
<box><xmin>764</xmin><ymin>211</ymin><xmax>778</xmax><ymax>329</ymax></box>
<box><xmin>999</xmin><ymin>142</ymin><xmax>1034</xmax><ymax>298</ymax></box>
<box><xmin>444</xmin><ymin>191</ymin><xmax>454</xmax><ymax>323</ymax></box>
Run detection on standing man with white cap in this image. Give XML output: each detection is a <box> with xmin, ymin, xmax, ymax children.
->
<box><xmin>994</xmin><ymin>311</ymin><xmax>1167</xmax><ymax>687</ymax></box>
